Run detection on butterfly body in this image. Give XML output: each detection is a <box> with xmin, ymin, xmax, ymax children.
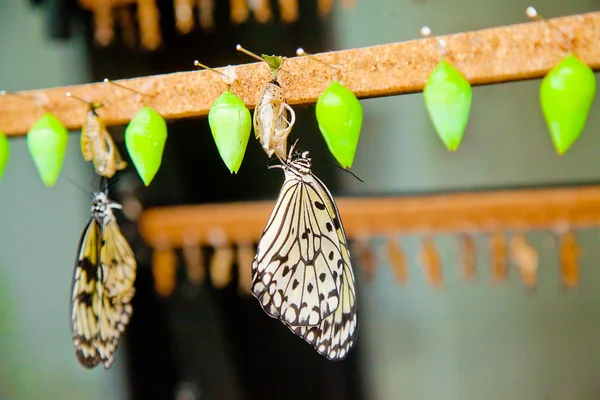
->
<box><xmin>71</xmin><ymin>189</ymin><xmax>136</xmax><ymax>369</ymax></box>
<box><xmin>81</xmin><ymin>105</ymin><xmax>127</xmax><ymax>178</ymax></box>
<box><xmin>253</xmin><ymin>79</ymin><xmax>296</xmax><ymax>160</ymax></box>
<box><xmin>252</xmin><ymin>144</ymin><xmax>358</xmax><ymax>360</ymax></box>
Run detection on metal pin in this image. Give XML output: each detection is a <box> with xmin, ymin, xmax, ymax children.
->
<box><xmin>525</xmin><ymin>6</ymin><xmax>573</xmax><ymax>46</ymax></box>
<box><xmin>66</xmin><ymin>92</ymin><xmax>90</xmax><ymax>104</ymax></box>
<box><xmin>103</xmin><ymin>78</ymin><xmax>153</xmax><ymax>97</ymax></box>
<box><xmin>296</xmin><ymin>48</ymin><xmax>342</xmax><ymax>75</ymax></box>
<box><xmin>194</xmin><ymin>60</ymin><xmax>228</xmax><ymax>77</ymax></box>
<box><xmin>235</xmin><ymin>44</ymin><xmax>267</xmax><ymax>63</ymax></box>
<box><xmin>66</xmin><ymin>92</ymin><xmax>103</xmax><ymax>109</ymax></box>
<box><xmin>0</xmin><ymin>90</ymin><xmax>33</xmax><ymax>100</ymax></box>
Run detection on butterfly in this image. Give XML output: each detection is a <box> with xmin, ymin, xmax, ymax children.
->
<box><xmin>70</xmin><ymin>183</ymin><xmax>136</xmax><ymax>369</ymax></box>
<box><xmin>251</xmin><ymin>142</ymin><xmax>358</xmax><ymax>360</ymax></box>
<box><xmin>81</xmin><ymin>102</ymin><xmax>127</xmax><ymax>178</ymax></box>
<box><xmin>253</xmin><ymin>79</ymin><xmax>296</xmax><ymax>160</ymax></box>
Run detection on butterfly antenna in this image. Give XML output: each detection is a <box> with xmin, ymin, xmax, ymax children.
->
<box><xmin>103</xmin><ymin>177</ymin><xmax>121</xmax><ymax>194</ymax></box>
<box><xmin>61</xmin><ymin>175</ymin><xmax>93</xmax><ymax>198</ymax></box>
<box><xmin>312</xmin><ymin>156</ymin><xmax>364</xmax><ymax>183</ymax></box>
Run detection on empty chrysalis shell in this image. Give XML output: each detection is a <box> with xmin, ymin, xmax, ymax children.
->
<box><xmin>423</xmin><ymin>60</ymin><xmax>472</xmax><ymax>151</ymax></box>
<box><xmin>0</xmin><ymin>131</ymin><xmax>8</xmax><ymax>183</ymax></box>
<box><xmin>209</xmin><ymin>91</ymin><xmax>252</xmax><ymax>173</ymax></box>
<box><xmin>315</xmin><ymin>80</ymin><xmax>363</xmax><ymax>169</ymax></box>
<box><xmin>540</xmin><ymin>54</ymin><xmax>596</xmax><ymax>155</ymax></box>
<box><xmin>26</xmin><ymin>112</ymin><xmax>68</xmax><ymax>187</ymax></box>
<box><xmin>125</xmin><ymin>106</ymin><xmax>168</xmax><ymax>186</ymax></box>
<box><xmin>254</xmin><ymin>80</ymin><xmax>295</xmax><ymax>160</ymax></box>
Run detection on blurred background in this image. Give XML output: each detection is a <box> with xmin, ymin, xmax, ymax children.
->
<box><xmin>1</xmin><ymin>0</ymin><xmax>600</xmax><ymax>399</ymax></box>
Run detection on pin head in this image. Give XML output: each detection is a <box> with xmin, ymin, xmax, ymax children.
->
<box><xmin>420</xmin><ymin>26</ymin><xmax>432</xmax><ymax>37</ymax></box>
<box><xmin>525</xmin><ymin>6</ymin><xmax>539</xmax><ymax>20</ymax></box>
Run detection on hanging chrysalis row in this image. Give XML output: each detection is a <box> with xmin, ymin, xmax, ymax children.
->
<box><xmin>420</xmin><ymin>8</ymin><xmax>596</xmax><ymax>153</ymax></box>
<box><xmin>2</xmin><ymin>11</ymin><xmax>596</xmax><ymax>186</ymax></box>
<box><xmin>522</xmin><ymin>7</ymin><xmax>596</xmax><ymax>155</ymax></box>
<box><xmin>203</xmin><ymin>45</ymin><xmax>364</xmax><ymax>174</ymax></box>
<box><xmin>70</xmin><ymin>80</ymin><xmax>168</xmax><ymax>186</ymax></box>
<box><xmin>0</xmin><ymin>83</ymin><xmax>168</xmax><ymax>187</ymax></box>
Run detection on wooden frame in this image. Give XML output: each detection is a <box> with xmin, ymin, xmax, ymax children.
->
<box><xmin>1</xmin><ymin>11</ymin><xmax>598</xmax><ymax>136</ymax></box>
<box><xmin>138</xmin><ymin>185</ymin><xmax>600</xmax><ymax>248</ymax></box>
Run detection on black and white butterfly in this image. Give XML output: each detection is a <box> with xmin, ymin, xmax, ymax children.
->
<box><xmin>70</xmin><ymin>182</ymin><xmax>136</xmax><ymax>369</ymax></box>
<box><xmin>252</xmin><ymin>142</ymin><xmax>358</xmax><ymax>360</ymax></box>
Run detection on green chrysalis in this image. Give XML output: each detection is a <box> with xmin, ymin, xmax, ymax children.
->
<box><xmin>0</xmin><ymin>131</ymin><xmax>8</xmax><ymax>183</ymax></box>
<box><xmin>540</xmin><ymin>54</ymin><xmax>596</xmax><ymax>155</ymax></box>
<box><xmin>26</xmin><ymin>112</ymin><xmax>68</xmax><ymax>187</ymax></box>
<box><xmin>315</xmin><ymin>81</ymin><xmax>363</xmax><ymax>169</ymax></box>
<box><xmin>423</xmin><ymin>60</ymin><xmax>473</xmax><ymax>151</ymax></box>
<box><xmin>125</xmin><ymin>106</ymin><xmax>168</xmax><ymax>186</ymax></box>
<box><xmin>208</xmin><ymin>91</ymin><xmax>252</xmax><ymax>173</ymax></box>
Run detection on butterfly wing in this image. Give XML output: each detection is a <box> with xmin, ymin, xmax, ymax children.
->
<box><xmin>101</xmin><ymin>218</ymin><xmax>136</xmax><ymax>298</ymax></box>
<box><xmin>98</xmin><ymin>217</ymin><xmax>136</xmax><ymax>368</ymax></box>
<box><xmin>70</xmin><ymin>217</ymin><xmax>106</xmax><ymax>368</ymax></box>
<box><xmin>252</xmin><ymin>173</ymin><xmax>347</xmax><ymax>327</ymax></box>
<box><xmin>287</xmin><ymin>262</ymin><xmax>357</xmax><ymax>360</ymax></box>
<box><xmin>287</xmin><ymin>174</ymin><xmax>357</xmax><ymax>360</ymax></box>
<box><xmin>71</xmin><ymin>212</ymin><xmax>136</xmax><ymax>370</ymax></box>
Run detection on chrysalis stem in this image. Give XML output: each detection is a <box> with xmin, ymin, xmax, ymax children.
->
<box><xmin>525</xmin><ymin>6</ymin><xmax>573</xmax><ymax>50</ymax></box>
<box><xmin>420</xmin><ymin>26</ymin><xmax>447</xmax><ymax>58</ymax></box>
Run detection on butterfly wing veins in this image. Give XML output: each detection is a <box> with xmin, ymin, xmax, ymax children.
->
<box><xmin>252</xmin><ymin>143</ymin><xmax>358</xmax><ymax>360</ymax></box>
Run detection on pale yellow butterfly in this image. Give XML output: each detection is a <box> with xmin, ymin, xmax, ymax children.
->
<box><xmin>252</xmin><ymin>142</ymin><xmax>358</xmax><ymax>360</ymax></box>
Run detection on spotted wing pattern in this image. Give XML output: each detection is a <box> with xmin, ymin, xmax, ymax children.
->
<box><xmin>252</xmin><ymin>151</ymin><xmax>358</xmax><ymax>360</ymax></box>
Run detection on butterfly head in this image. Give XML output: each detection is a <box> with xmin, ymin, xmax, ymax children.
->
<box><xmin>287</xmin><ymin>150</ymin><xmax>312</xmax><ymax>175</ymax></box>
<box><xmin>90</xmin><ymin>191</ymin><xmax>122</xmax><ymax>220</ymax></box>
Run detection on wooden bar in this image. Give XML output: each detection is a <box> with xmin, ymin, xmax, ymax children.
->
<box><xmin>76</xmin><ymin>0</ymin><xmax>353</xmax><ymax>12</ymax></box>
<box><xmin>138</xmin><ymin>185</ymin><xmax>600</xmax><ymax>248</ymax></box>
<box><xmin>78</xmin><ymin>0</ymin><xmax>141</xmax><ymax>8</ymax></box>
<box><xmin>1</xmin><ymin>11</ymin><xmax>599</xmax><ymax>136</ymax></box>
